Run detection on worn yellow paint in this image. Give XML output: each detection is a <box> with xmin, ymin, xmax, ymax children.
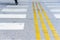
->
<box><xmin>32</xmin><ymin>2</ymin><xmax>41</xmax><ymax>40</ymax></box>
<box><xmin>36</xmin><ymin>3</ymin><xmax>50</xmax><ymax>40</ymax></box>
<box><xmin>38</xmin><ymin>2</ymin><xmax>60</xmax><ymax>40</ymax></box>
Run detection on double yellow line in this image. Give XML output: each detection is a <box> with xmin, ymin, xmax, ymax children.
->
<box><xmin>36</xmin><ymin>3</ymin><xmax>50</xmax><ymax>40</ymax></box>
<box><xmin>32</xmin><ymin>2</ymin><xmax>41</xmax><ymax>40</ymax></box>
<box><xmin>32</xmin><ymin>2</ymin><xmax>60</xmax><ymax>40</ymax></box>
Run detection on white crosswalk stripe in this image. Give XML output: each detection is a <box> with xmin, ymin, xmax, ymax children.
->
<box><xmin>50</xmin><ymin>9</ymin><xmax>60</xmax><ymax>12</ymax></box>
<box><xmin>7</xmin><ymin>5</ymin><xmax>28</xmax><ymax>8</ymax></box>
<box><xmin>1</xmin><ymin>8</ymin><xmax>27</xmax><ymax>12</ymax></box>
<box><xmin>54</xmin><ymin>14</ymin><xmax>60</xmax><ymax>18</ymax></box>
<box><xmin>47</xmin><ymin>6</ymin><xmax>60</xmax><ymax>8</ymax></box>
<box><xmin>0</xmin><ymin>14</ymin><xmax>26</xmax><ymax>18</ymax></box>
<box><xmin>0</xmin><ymin>23</ymin><xmax>24</xmax><ymax>30</ymax></box>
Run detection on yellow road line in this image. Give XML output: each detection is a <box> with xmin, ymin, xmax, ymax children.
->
<box><xmin>39</xmin><ymin>2</ymin><xmax>60</xmax><ymax>40</ymax></box>
<box><xmin>36</xmin><ymin>3</ymin><xmax>50</xmax><ymax>40</ymax></box>
<box><xmin>32</xmin><ymin>2</ymin><xmax>41</xmax><ymax>40</ymax></box>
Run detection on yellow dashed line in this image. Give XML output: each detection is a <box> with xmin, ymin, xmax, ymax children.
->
<box><xmin>36</xmin><ymin>3</ymin><xmax>50</xmax><ymax>40</ymax></box>
<box><xmin>39</xmin><ymin>2</ymin><xmax>60</xmax><ymax>40</ymax></box>
<box><xmin>32</xmin><ymin>2</ymin><xmax>41</xmax><ymax>40</ymax></box>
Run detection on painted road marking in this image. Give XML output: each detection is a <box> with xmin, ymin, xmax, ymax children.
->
<box><xmin>50</xmin><ymin>9</ymin><xmax>60</xmax><ymax>12</ymax></box>
<box><xmin>0</xmin><ymin>14</ymin><xmax>26</xmax><ymax>18</ymax></box>
<box><xmin>47</xmin><ymin>6</ymin><xmax>60</xmax><ymax>8</ymax></box>
<box><xmin>32</xmin><ymin>2</ymin><xmax>41</xmax><ymax>40</ymax></box>
<box><xmin>39</xmin><ymin>2</ymin><xmax>60</xmax><ymax>40</ymax></box>
<box><xmin>1</xmin><ymin>8</ymin><xmax>27</xmax><ymax>12</ymax></box>
<box><xmin>54</xmin><ymin>14</ymin><xmax>60</xmax><ymax>18</ymax></box>
<box><xmin>36</xmin><ymin>3</ymin><xmax>50</xmax><ymax>40</ymax></box>
<box><xmin>0</xmin><ymin>23</ymin><xmax>24</xmax><ymax>30</ymax></box>
<box><xmin>7</xmin><ymin>5</ymin><xmax>28</xmax><ymax>8</ymax></box>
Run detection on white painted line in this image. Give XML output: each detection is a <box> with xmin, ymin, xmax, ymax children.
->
<box><xmin>54</xmin><ymin>14</ymin><xmax>60</xmax><ymax>18</ymax></box>
<box><xmin>7</xmin><ymin>5</ymin><xmax>28</xmax><ymax>7</ymax></box>
<box><xmin>1</xmin><ymin>8</ymin><xmax>27</xmax><ymax>12</ymax></box>
<box><xmin>0</xmin><ymin>14</ymin><xmax>26</xmax><ymax>18</ymax></box>
<box><xmin>0</xmin><ymin>23</ymin><xmax>24</xmax><ymax>30</ymax></box>
<box><xmin>47</xmin><ymin>6</ymin><xmax>60</xmax><ymax>8</ymax></box>
<box><xmin>50</xmin><ymin>9</ymin><xmax>60</xmax><ymax>12</ymax></box>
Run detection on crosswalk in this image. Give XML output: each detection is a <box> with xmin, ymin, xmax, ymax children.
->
<box><xmin>0</xmin><ymin>5</ymin><xmax>28</xmax><ymax>30</ymax></box>
<box><xmin>0</xmin><ymin>2</ymin><xmax>36</xmax><ymax>40</ymax></box>
<box><xmin>45</xmin><ymin>3</ymin><xmax>60</xmax><ymax>19</ymax></box>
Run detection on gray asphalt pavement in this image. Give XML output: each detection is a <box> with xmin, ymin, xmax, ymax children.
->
<box><xmin>0</xmin><ymin>0</ymin><xmax>60</xmax><ymax>40</ymax></box>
